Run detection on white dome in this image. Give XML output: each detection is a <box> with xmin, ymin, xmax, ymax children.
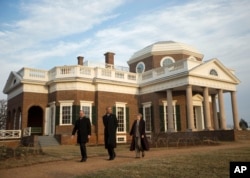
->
<box><xmin>128</xmin><ymin>41</ymin><xmax>203</xmax><ymax>64</ymax></box>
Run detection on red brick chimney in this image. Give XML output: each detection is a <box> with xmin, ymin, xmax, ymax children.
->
<box><xmin>104</xmin><ymin>52</ymin><xmax>115</xmax><ymax>65</ymax></box>
<box><xmin>77</xmin><ymin>56</ymin><xmax>84</xmax><ymax>65</ymax></box>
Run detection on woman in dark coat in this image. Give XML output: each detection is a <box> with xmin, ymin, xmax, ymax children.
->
<box><xmin>72</xmin><ymin>110</ymin><xmax>91</xmax><ymax>162</ymax></box>
<box><xmin>103</xmin><ymin>106</ymin><xmax>118</xmax><ymax>160</ymax></box>
<box><xmin>130</xmin><ymin>113</ymin><xmax>149</xmax><ymax>158</ymax></box>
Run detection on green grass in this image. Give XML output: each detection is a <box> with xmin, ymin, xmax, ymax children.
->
<box><xmin>79</xmin><ymin>146</ymin><xmax>250</xmax><ymax>178</ymax></box>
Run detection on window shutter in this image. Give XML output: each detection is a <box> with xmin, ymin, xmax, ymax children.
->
<box><xmin>72</xmin><ymin>105</ymin><xmax>80</xmax><ymax>124</ymax></box>
<box><xmin>139</xmin><ymin>107</ymin><xmax>143</xmax><ymax>115</ymax></box>
<box><xmin>92</xmin><ymin>106</ymin><xmax>97</xmax><ymax>126</ymax></box>
<box><xmin>176</xmin><ymin>105</ymin><xmax>181</xmax><ymax>131</ymax></box>
<box><xmin>159</xmin><ymin>105</ymin><xmax>164</xmax><ymax>132</ymax></box>
<box><xmin>151</xmin><ymin>106</ymin><xmax>154</xmax><ymax>132</ymax></box>
<box><xmin>112</xmin><ymin>106</ymin><xmax>116</xmax><ymax>115</ymax></box>
<box><xmin>126</xmin><ymin>107</ymin><xmax>129</xmax><ymax>132</ymax></box>
<box><xmin>55</xmin><ymin>106</ymin><xmax>60</xmax><ymax>126</ymax></box>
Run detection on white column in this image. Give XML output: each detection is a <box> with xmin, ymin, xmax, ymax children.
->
<box><xmin>186</xmin><ymin>85</ymin><xmax>195</xmax><ymax>131</ymax></box>
<box><xmin>167</xmin><ymin>89</ymin><xmax>174</xmax><ymax>132</ymax></box>
<box><xmin>218</xmin><ymin>89</ymin><xmax>227</xmax><ymax>130</ymax></box>
<box><xmin>231</xmin><ymin>91</ymin><xmax>240</xmax><ymax>130</ymax></box>
<box><xmin>211</xmin><ymin>94</ymin><xmax>219</xmax><ymax>130</ymax></box>
<box><xmin>203</xmin><ymin>87</ymin><xmax>212</xmax><ymax>130</ymax></box>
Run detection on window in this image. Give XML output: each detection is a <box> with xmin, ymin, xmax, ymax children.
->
<box><xmin>136</xmin><ymin>62</ymin><xmax>145</xmax><ymax>73</ymax></box>
<box><xmin>160</xmin><ymin>56</ymin><xmax>175</xmax><ymax>67</ymax></box>
<box><xmin>59</xmin><ymin>100</ymin><xmax>73</xmax><ymax>125</ymax></box>
<box><xmin>210</xmin><ymin>69</ymin><xmax>218</xmax><ymax>76</ymax></box>
<box><xmin>62</xmin><ymin>106</ymin><xmax>71</xmax><ymax>124</ymax></box>
<box><xmin>142</xmin><ymin>102</ymin><xmax>152</xmax><ymax>133</ymax></box>
<box><xmin>162</xmin><ymin>100</ymin><xmax>177</xmax><ymax>132</ymax></box>
<box><xmin>80</xmin><ymin>101</ymin><xmax>93</xmax><ymax>124</ymax></box>
<box><xmin>116</xmin><ymin>102</ymin><xmax>127</xmax><ymax>133</ymax></box>
<box><xmin>144</xmin><ymin>106</ymin><xmax>151</xmax><ymax>132</ymax></box>
<box><xmin>188</xmin><ymin>56</ymin><xmax>197</xmax><ymax>61</ymax></box>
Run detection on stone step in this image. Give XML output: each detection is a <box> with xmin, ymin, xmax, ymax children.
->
<box><xmin>38</xmin><ymin>136</ymin><xmax>60</xmax><ymax>147</ymax></box>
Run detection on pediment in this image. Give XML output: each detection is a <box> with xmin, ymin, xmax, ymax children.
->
<box><xmin>189</xmin><ymin>58</ymin><xmax>240</xmax><ymax>84</ymax></box>
<box><xmin>3</xmin><ymin>71</ymin><xmax>23</xmax><ymax>94</ymax></box>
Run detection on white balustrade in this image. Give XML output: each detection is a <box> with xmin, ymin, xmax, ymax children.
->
<box><xmin>0</xmin><ymin>130</ymin><xmax>22</xmax><ymax>139</ymax></box>
<box><xmin>16</xmin><ymin>59</ymin><xmax>200</xmax><ymax>85</ymax></box>
<box><xmin>18</xmin><ymin>68</ymin><xmax>48</xmax><ymax>81</ymax></box>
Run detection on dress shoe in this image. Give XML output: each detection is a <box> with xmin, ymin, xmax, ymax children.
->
<box><xmin>80</xmin><ymin>158</ymin><xmax>86</xmax><ymax>162</ymax></box>
<box><xmin>142</xmin><ymin>152</ymin><xmax>145</xmax><ymax>157</ymax></box>
<box><xmin>109</xmin><ymin>157</ymin><xmax>114</xmax><ymax>160</ymax></box>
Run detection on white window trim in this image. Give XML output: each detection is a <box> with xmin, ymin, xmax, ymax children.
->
<box><xmin>80</xmin><ymin>100</ymin><xmax>93</xmax><ymax>124</ymax></box>
<box><xmin>142</xmin><ymin>102</ymin><xmax>152</xmax><ymax>133</ymax></box>
<box><xmin>59</xmin><ymin>100</ymin><xmax>74</xmax><ymax>126</ymax></box>
<box><xmin>162</xmin><ymin>100</ymin><xmax>177</xmax><ymax>132</ymax></box>
<box><xmin>160</xmin><ymin>56</ymin><xmax>175</xmax><ymax>67</ymax></box>
<box><xmin>136</xmin><ymin>62</ymin><xmax>145</xmax><ymax>73</ymax></box>
<box><xmin>116</xmin><ymin>135</ymin><xmax>127</xmax><ymax>143</ymax></box>
<box><xmin>115</xmin><ymin>102</ymin><xmax>127</xmax><ymax>134</ymax></box>
<box><xmin>188</xmin><ymin>56</ymin><xmax>197</xmax><ymax>61</ymax></box>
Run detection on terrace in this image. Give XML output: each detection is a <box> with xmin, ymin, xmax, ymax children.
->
<box><xmin>17</xmin><ymin>59</ymin><xmax>202</xmax><ymax>85</ymax></box>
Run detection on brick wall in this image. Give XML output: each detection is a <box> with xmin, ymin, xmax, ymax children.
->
<box><xmin>49</xmin><ymin>90</ymin><xmax>138</xmax><ymax>145</ymax></box>
<box><xmin>234</xmin><ymin>130</ymin><xmax>250</xmax><ymax>140</ymax></box>
<box><xmin>128</xmin><ymin>53</ymin><xmax>202</xmax><ymax>73</ymax></box>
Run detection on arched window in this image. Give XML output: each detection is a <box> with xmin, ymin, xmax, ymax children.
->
<box><xmin>188</xmin><ymin>56</ymin><xmax>197</xmax><ymax>61</ymax></box>
<box><xmin>210</xmin><ymin>69</ymin><xmax>218</xmax><ymax>76</ymax></box>
<box><xmin>160</xmin><ymin>56</ymin><xmax>175</xmax><ymax>67</ymax></box>
<box><xmin>136</xmin><ymin>62</ymin><xmax>145</xmax><ymax>73</ymax></box>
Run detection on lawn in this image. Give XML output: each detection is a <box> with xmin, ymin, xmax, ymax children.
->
<box><xmin>80</xmin><ymin>146</ymin><xmax>250</xmax><ymax>178</ymax></box>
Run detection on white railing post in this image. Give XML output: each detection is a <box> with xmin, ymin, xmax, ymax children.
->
<box><xmin>22</xmin><ymin>127</ymin><xmax>31</xmax><ymax>137</ymax></box>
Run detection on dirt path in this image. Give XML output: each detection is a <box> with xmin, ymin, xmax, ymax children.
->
<box><xmin>0</xmin><ymin>141</ymin><xmax>249</xmax><ymax>178</ymax></box>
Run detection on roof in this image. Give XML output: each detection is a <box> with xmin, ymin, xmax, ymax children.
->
<box><xmin>127</xmin><ymin>41</ymin><xmax>204</xmax><ymax>64</ymax></box>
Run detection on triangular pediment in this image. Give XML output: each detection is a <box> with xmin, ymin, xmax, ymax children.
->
<box><xmin>189</xmin><ymin>58</ymin><xmax>240</xmax><ymax>84</ymax></box>
<box><xmin>3</xmin><ymin>71</ymin><xmax>23</xmax><ymax>94</ymax></box>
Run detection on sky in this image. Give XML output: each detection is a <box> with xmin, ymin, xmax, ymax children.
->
<box><xmin>0</xmin><ymin>0</ymin><xmax>250</xmax><ymax>126</ymax></box>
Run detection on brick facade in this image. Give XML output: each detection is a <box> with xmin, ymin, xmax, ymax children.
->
<box><xmin>4</xmin><ymin>41</ymin><xmax>241</xmax><ymax>145</ymax></box>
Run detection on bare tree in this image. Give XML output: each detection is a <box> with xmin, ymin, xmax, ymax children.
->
<box><xmin>0</xmin><ymin>99</ymin><xmax>7</xmax><ymax>130</ymax></box>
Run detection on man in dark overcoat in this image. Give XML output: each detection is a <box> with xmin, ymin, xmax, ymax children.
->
<box><xmin>72</xmin><ymin>110</ymin><xmax>91</xmax><ymax>162</ymax></box>
<box><xmin>103</xmin><ymin>106</ymin><xmax>118</xmax><ymax>160</ymax></box>
<box><xmin>130</xmin><ymin>113</ymin><xmax>149</xmax><ymax>158</ymax></box>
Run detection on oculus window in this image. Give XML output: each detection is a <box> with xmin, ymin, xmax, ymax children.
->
<box><xmin>136</xmin><ymin>62</ymin><xmax>145</xmax><ymax>73</ymax></box>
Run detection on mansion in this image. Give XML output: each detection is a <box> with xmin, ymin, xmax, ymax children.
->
<box><xmin>3</xmin><ymin>41</ymin><xmax>241</xmax><ymax>145</ymax></box>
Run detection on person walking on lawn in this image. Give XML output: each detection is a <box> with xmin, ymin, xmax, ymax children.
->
<box><xmin>72</xmin><ymin>110</ymin><xmax>91</xmax><ymax>162</ymax></box>
<box><xmin>103</xmin><ymin>106</ymin><xmax>118</xmax><ymax>160</ymax></box>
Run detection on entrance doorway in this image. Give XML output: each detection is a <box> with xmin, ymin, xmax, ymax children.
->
<box><xmin>193</xmin><ymin>106</ymin><xmax>204</xmax><ymax>130</ymax></box>
<box><xmin>45</xmin><ymin>105</ymin><xmax>55</xmax><ymax>136</ymax></box>
<box><xmin>28</xmin><ymin>106</ymin><xmax>43</xmax><ymax>135</ymax></box>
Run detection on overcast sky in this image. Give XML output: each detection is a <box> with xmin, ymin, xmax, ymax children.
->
<box><xmin>0</xmin><ymin>0</ymin><xmax>249</xmax><ymax>125</ymax></box>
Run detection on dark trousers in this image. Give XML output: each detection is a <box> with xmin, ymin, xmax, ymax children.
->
<box><xmin>79</xmin><ymin>142</ymin><xmax>87</xmax><ymax>159</ymax></box>
<box><xmin>107</xmin><ymin>145</ymin><xmax>115</xmax><ymax>159</ymax></box>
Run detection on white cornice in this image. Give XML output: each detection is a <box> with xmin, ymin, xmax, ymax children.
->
<box><xmin>96</xmin><ymin>83</ymin><xmax>138</xmax><ymax>94</ymax></box>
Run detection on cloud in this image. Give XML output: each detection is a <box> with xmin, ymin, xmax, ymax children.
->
<box><xmin>0</xmin><ymin>0</ymin><xmax>125</xmax><ymax>59</ymax></box>
<box><xmin>1</xmin><ymin>0</ymin><xmax>250</xmax><ymax>124</ymax></box>
<box><xmin>83</xmin><ymin>0</ymin><xmax>250</xmax><ymax>66</ymax></box>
